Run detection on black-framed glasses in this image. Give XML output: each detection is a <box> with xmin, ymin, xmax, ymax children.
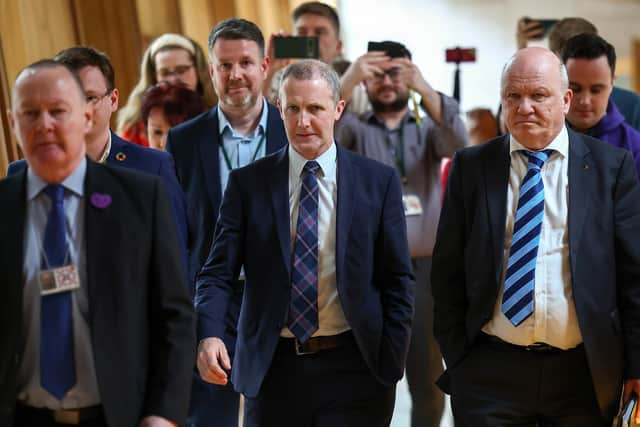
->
<box><xmin>85</xmin><ymin>89</ymin><xmax>112</xmax><ymax>105</ymax></box>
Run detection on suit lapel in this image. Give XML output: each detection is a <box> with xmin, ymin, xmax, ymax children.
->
<box><xmin>198</xmin><ymin>108</ymin><xmax>223</xmax><ymax>211</ymax></box>
<box><xmin>485</xmin><ymin>137</ymin><xmax>510</xmax><ymax>283</ymax></box>
<box><xmin>567</xmin><ymin>131</ymin><xmax>592</xmax><ymax>278</ymax></box>
<box><xmin>5</xmin><ymin>171</ymin><xmax>27</xmax><ymax>322</ymax></box>
<box><xmin>266</xmin><ymin>103</ymin><xmax>287</xmax><ymax>154</ymax></box>
<box><xmin>83</xmin><ymin>161</ymin><xmax>116</xmax><ymax>323</ymax></box>
<box><xmin>335</xmin><ymin>145</ymin><xmax>354</xmax><ymax>286</ymax></box>
<box><xmin>270</xmin><ymin>147</ymin><xmax>292</xmax><ymax>275</ymax></box>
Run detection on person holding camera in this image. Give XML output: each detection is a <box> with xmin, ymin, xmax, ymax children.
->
<box><xmin>335</xmin><ymin>41</ymin><xmax>467</xmax><ymax>427</ymax></box>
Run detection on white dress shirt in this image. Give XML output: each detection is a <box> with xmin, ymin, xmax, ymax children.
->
<box><xmin>483</xmin><ymin>126</ymin><xmax>583</xmax><ymax>349</ymax></box>
<box><xmin>281</xmin><ymin>142</ymin><xmax>351</xmax><ymax>338</ymax></box>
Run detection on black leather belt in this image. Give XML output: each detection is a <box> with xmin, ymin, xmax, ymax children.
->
<box><xmin>281</xmin><ymin>331</ymin><xmax>354</xmax><ymax>356</ymax></box>
<box><xmin>16</xmin><ymin>402</ymin><xmax>104</xmax><ymax>425</ymax></box>
<box><xmin>479</xmin><ymin>332</ymin><xmax>581</xmax><ymax>353</ymax></box>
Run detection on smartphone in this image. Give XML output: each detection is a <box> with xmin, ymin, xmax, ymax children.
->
<box><xmin>524</xmin><ymin>18</ymin><xmax>559</xmax><ymax>38</ymax></box>
<box><xmin>367</xmin><ymin>41</ymin><xmax>407</xmax><ymax>58</ymax></box>
<box><xmin>273</xmin><ymin>36</ymin><xmax>319</xmax><ymax>59</ymax></box>
<box><xmin>445</xmin><ymin>48</ymin><xmax>476</xmax><ymax>63</ymax></box>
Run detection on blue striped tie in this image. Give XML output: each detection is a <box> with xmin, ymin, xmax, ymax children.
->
<box><xmin>288</xmin><ymin>161</ymin><xmax>320</xmax><ymax>343</ymax></box>
<box><xmin>502</xmin><ymin>150</ymin><xmax>553</xmax><ymax>326</ymax></box>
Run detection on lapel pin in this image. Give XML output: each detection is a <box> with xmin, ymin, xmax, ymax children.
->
<box><xmin>90</xmin><ymin>192</ymin><xmax>112</xmax><ymax>209</ymax></box>
<box><xmin>115</xmin><ymin>152</ymin><xmax>126</xmax><ymax>161</ymax></box>
<box><xmin>584</xmin><ymin>163</ymin><xmax>589</xmax><ymax>170</ymax></box>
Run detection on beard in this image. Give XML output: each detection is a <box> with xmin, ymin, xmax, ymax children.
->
<box><xmin>370</xmin><ymin>92</ymin><xmax>409</xmax><ymax>113</ymax></box>
<box><xmin>221</xmin><ymin>91</ymin><xmax>257</xmax><ymax>109</ymax></box>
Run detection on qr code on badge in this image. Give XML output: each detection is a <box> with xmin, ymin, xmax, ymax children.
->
<box><xmin>53</xmin><ymin>265</ymin><xmax>77</xmax><ymax>288</ymax></box>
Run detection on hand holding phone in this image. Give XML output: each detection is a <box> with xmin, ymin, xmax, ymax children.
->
<box><xmin>272</xmin><ymin>36</ymin><xmax>319</xmax><ymax>59</ymax></box>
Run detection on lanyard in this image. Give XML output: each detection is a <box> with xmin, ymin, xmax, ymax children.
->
<box><xmin>387</xmin><ymin>126</ymin><xmax>407</xmax><ymax>184</ymax></box>
<box><xmin>220</xmin><ymin>132</ymin><xmax>266</xmax><ymax>171</ymax></box>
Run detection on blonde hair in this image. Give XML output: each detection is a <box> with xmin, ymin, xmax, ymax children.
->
<box><xmin>117</xmin><ymin>33</ymin><xmax>216</xmax><ymax>135</ymax></box>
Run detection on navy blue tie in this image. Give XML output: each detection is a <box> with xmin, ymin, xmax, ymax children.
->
<box><xmin>41</xmin><ymin>184</ymin><xmax>76</xmax><ymax>400</ymax></box>
<box><xmin>288</xmin><ymin>161</ymin><xmax>320</xmax><ymax>343</ymax></box>
<box><xmin>502</xmin><ymin>150</ymin><xmax>553</xmax><ymax>326</ymax></box>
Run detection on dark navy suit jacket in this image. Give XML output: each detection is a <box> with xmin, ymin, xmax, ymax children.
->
<box><xmin>431</xmin><ymin>129</ymin><xmax>640</xmax><ymax>421</ymax></box>
<box><xmin>195</xmin><ymin>144</ymin><xmax>415</xmax><ymax>398</ymax></box>
<box><xmin>8</xmin><ymin>132</ymin><xmax>189</xmax><ymax>280</ymax></box>
<box><xmin>165</xmin><ymin>103</ymin><xmax>287</xmax><ymax>281</ymax></box>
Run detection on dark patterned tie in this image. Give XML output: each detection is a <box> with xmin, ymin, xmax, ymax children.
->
<box><xmin>502</xmin><ymin>150</ymin><xmax>553</xmax><ymax>326</ymax></box>
<box><xmin>40</xmin><ymin>184</ymin><xmax>76</xmax><ymax>399</ymax></box>
<box><xmin>288</xmin><ymin>161</ymin><xmax>320</xmax><ymax>343</ymax></box>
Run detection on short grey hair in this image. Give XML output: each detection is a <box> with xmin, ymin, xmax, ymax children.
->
<box><xmin>279</xmin><ymin>59</ymin><xmax>341</xmax><ymax>103</ymax></box>
<box><xmin>500</xmin><ymin>53</ymin><xmax>569</xmax><ymax>97</ymax></box>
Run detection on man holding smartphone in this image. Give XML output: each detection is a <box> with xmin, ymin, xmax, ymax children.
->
<box><xmin>336</xmin><ymin>41</ymin><xmax>467</xmax><ymax>427</ymax></box>
<box><xmin>264</xmin><ymin>1</ymin><xmax>371</xmax><ymax>114</ymax></box>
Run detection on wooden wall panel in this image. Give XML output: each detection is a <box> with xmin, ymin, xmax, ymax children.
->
<box><xmin>0</xmin><ymin>0</ymin><xmax>77</xmax><ymax>92</ymax></box>
<box><xmin>136</xmin><ymin>0</ymin><xmax>182</xmax><ymax>47</ymax></box>
<box><xmin>72</xmin><ymin>0</ymin><xmax>143</xmax><ymax>115</ymax></box>
<box><xmin>178</xmin><ymin>0</ymin><xmax>236</xmax><ymax>55</ymax></box>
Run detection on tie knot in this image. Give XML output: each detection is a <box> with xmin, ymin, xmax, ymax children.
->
<box><xmin>303</xmin><ymin>161</ymin><xmax>320</xmax><ymax>176</ymax></box>
<box><xmin>44</xmin><ymin>184</ymin><xmax>65</xmax><ymax>205</ymax></box>
<box><xmin>522</xmin><ymin>149</ymin><xmax>553</xmax><ymax>170</ymax></box>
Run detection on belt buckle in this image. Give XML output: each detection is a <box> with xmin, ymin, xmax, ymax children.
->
<box><xmin>294</xmin><ymin>339</ymin><xmax>315</xmax><ymax>356</ymax></box>
<box><xmin>53</xmin><ymin>409</ymin><xmax>81</xmax><ymax>425</ymax></box>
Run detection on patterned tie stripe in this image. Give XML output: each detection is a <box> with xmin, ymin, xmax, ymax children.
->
<box><xmin>288</xmin><ymin>161</ymin><xmax>320</xmax><ymax>343</ymax></box>
<box><xmin>41</xmin><ymin>184</ymin><xmax>76</xmax><ymax>400</ymax></box>
<box><xmin>502</xmin><ymin>150</ymin><xmax>552</xmax><ymax>326</ymax></box>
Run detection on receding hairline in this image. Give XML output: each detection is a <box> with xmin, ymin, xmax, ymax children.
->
<box><xmin>12</xmin><ymin>61</ymin><xmax>86</xmax><ymax>108</ymax></box>
<box><xmin>500</xmin><ymin>50</ymin><xmax>569</xmax><ymax>94</ymax></box>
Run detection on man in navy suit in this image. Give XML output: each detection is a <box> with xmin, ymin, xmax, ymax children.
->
<box><xmin>196</xmin><ymin>59</ymin><xmax>415</xmax><ymax>426</ymax></box>
<box><xmin>165</xmin><ymin>19</ymin><xmax>287</xmax><ymax>426</ymax></box>
<box><xmin>432</xmin><ymin>47</ymin><xmax>640</xmax><ymax>425</ymax></box>
<box><xmin>9</xmin><ymin>47</ymin><xmax>188</xmax><ymax>278</ymax></box>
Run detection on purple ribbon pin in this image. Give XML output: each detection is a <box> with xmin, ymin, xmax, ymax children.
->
<box><xmin>90</xmin><ymin>192</ymin><xmax>112</xmax><ymax>209</ymax></box>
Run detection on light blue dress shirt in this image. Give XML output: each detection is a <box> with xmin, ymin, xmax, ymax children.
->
<box><xmin>217</xmin><ymin>98</ymin><xmax>269</xmax><ymax>194</ymax></box>
<box><xmin>18</xmin><ymin>158</ymin><xmax>101</xmax><ymax>409</ymax></box>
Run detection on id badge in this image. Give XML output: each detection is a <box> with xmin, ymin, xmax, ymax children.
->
<box><xmin>39</xmin><ymin>265</ymin><xmax>80</xmax><ymax>296</ymax></box>
<box><xmin>402</xmin><ymin>194</ymin><xmax>423</xmax><ymax>217</ymax></box>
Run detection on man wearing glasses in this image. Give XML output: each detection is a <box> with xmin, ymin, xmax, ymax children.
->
<box><xmin>7</xmin><ymin>47</ymin><xmax>188</xmax><ymax>278</ymax></box>
<box><xmin>335</xmin><ymin>40</ymin><xmax>467</xmax><ymax>427</ymax></box>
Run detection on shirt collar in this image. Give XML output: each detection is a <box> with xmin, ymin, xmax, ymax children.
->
<box><xmin>218</xmin><ymin>97</ymin><xmax>269</xmax><ymax>138</ymax></box>
<box><xmin>27</xmin><ymin>157</ymin><xmax>87</xmax><ymax>201</ymax></box>
<box><xmin>288</xmin><ymin>141</ymin><xmax>337</xmax><ymax>180</ymax></box>
<box><xmin>97</xmin><ymin>131</ymin><xmax>112</xmax><ymax>164</ymax></box>
<box><xmin>509</xmin><ymin>125</ymin><xmax>569</xmax><ymax>159</ymax></box>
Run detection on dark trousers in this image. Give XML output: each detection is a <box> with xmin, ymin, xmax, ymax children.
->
<box><xmin>450</xmin><ymin>336</ymin><xmax>607</xmax><ymax>426</ymax></box>
<box><xmin>244</xmin><ymin>333</ymin><xmax>396</xmax><ymax>427</ymax></box>
<box><xmin>188</xmin><ymin>288</ymin><xmax>241</xmax><ymax>427</ymax></box>
<box><xmin>14</xmin><ymin>404</ymin><xmax>107</xmax><ymax>427</ymax></box>
<box><xmin>406</xmin><ymin>257</ymin><xmax>444</xmax><ymax>427</ymax></box>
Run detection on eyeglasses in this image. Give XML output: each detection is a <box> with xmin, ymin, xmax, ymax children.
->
<box><xmin>372</xmin><ymin>68</ymin><xmax>401</xmax><ymax>82</ymax></box>
<box><xmin>156</xmin><ymin>64</ymin><xmax>194</xmax><ymax>79</ymax></box>
<box><xmin>86</xmin><ymin>90</ymin><xmax>112</xmax><ymax>105</ymax></box>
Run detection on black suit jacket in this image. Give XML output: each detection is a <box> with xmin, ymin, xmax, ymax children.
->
<box><xmin>196</xmin><ymin>145</ymin><xmax>415</xmax><ymax>397</ymax></box>
<box><xmin>431</xmin><ymin>129</ymin><xmax>640</xmax><ymax>421</ymax></box>
<box><xmin>166</xmin><ymin>103</ymin><xmax>287</xmax><ymax>279</ymax></box>
<box><xmin>0</xmin><ymin>160</ymin><xmax>195</xmax><ymax>426</ymax></box>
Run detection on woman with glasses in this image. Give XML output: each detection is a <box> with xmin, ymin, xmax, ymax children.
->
<box><xmin>117</xmin><ymin>33</ymin><xmax>216</xmax><ymax>146</ymax></box>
